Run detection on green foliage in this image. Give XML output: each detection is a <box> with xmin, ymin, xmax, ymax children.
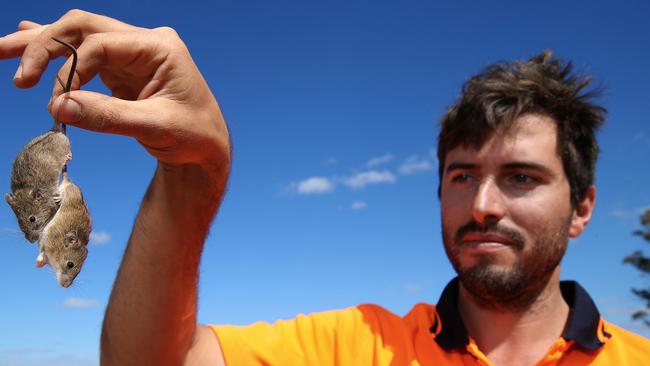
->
<box><xmin>624</xmin><ymin>208</ymin><xmax>650</xmax><ymax>327</ymax></box>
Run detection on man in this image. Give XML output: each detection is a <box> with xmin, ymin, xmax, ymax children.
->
<box><xmin>2</xmin><ymin>10</ymin><xmax>649</xmax><ymax>366</ymax></box>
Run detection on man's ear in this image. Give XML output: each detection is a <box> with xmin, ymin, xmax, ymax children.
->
<box><xmin>569</xmin><ymin>185</ymin><xmax>596</xmax><ymax>238</ymax></box>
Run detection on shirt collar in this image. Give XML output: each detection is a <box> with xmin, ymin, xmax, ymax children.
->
<box><xmin>429</xmin><ymin>277</ymin><xmax>609</xmax><ymax>351</ymax></box>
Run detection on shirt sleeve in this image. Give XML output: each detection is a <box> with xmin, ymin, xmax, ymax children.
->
<box><xmin>210</xmin><ymin>304</ymin><xmax>413</xmax><ymax>366</ymax></box>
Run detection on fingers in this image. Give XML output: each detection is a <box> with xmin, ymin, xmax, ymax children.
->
<box><xmin>51</xmin><ymin>28</ymin><xmax>183</xmax><ymax>99</ymax></box>
<box><xmin>50</xmin><ymin>90</ymin><xmax>176</xmax><ymax>145</ymax></box>
<box><xmin>0</xmin><ymin>25</ymin><xmax>43</xmax><ymax>59</ymax></box>
<box><xmin>7</xmin><ymin>9</ymin><xmax>139</xmax><ymax>88</ymax></box>
<box><xmin>18</xmin><ymin>20</ymin><xmax>43</xmax><ymax>31</ymax></box>
<box><xmin>0</xmin><ymin>21</ymin><xmax>45</xmax><ymax>59</ymax></box>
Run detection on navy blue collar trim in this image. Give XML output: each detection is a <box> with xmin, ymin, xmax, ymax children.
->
<box><xmin>429</xmin><ymin>277</ymin><xmax>608</xmax><ymax>351</ymax></box>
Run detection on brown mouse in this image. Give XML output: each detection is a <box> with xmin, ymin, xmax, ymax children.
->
<box><xmin>5</xmin><ymin>37</ymin><xmax>78</xmax><ymax>243</ymax></box>
<box><xmin>36</xmin><ymin>173</ymin><xmax>92</xmax><ymax>288</ymax></box>
<box><xmin>5</xmin><ymin>130</ymin><xmax>71</xmax><ymax>242</ymax></box>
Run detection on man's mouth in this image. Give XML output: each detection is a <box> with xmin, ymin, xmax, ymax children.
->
<box><xmin>462</xmin><ymin>233</ymin><xmax>515</xmax><ymax>245</ymax></box>
<box><xmin>459</xmin><ymin>232</ymin><xmax>521</xmax><ymax>253</ymax></box>
<box><xmin>454</xmin><ymin>221</ymin><xmax>526</xmax><ymax>251</ymax></box>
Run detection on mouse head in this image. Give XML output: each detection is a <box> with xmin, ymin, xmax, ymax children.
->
<box><xmin>5</xmin><ymin>189</ymin><xmax>58</xmax><ymax>242</ymax></box>
<box><xmin>43</xmin><ymin>230</ymin><xmax>89</xmax><ymax>288</ymax></box>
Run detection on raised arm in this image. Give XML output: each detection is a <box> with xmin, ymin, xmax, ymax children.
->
<box><xmin>1</xmin><ymin>10</ymin><xmax>229</xmax><ymax>365</ymax></box>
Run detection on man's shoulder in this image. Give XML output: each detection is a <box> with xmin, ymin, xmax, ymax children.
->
<box><xmin>354</xmin><ymin>302</ymin><xmax>439</xmax><ymax>340</ymax></box>
<box><xmin>357</xmin><ymin>302</ymin><xmax>436</xmax><ymax>324</ymax></box>
<box><xmin>213</xmin><ymin>303</ymin><xmax>439</xmax><ymax>365</ymax></box>
<box><xmin>602</xmin><ymin>319</ymin><xmax>650</xmax><ymax>356</ymax></box>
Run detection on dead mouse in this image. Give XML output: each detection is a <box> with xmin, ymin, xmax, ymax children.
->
<box><xmin>5</xmin><ymin>130</ymin><xmax>71</xmax><ymax>242</ymax></box>
<box><xmin>5</xmin><ymin>37</ymin><xmax>78</xmax><ymax>243</ymax></box>
<box><xmin>36</xmin><ymin>173</ymin><xmax>92</xmax><ymax>288</ymax></box>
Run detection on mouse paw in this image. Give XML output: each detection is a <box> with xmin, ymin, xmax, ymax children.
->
<box><xmin>36</xmin><ymin>252</ymin><xmax>48</xmax><ymax>268</ymax></box>
<box><xmin>54</xmin><ymin>193</ymin><xmax>62</xmax><ymax>204</ymax></box>
<box><xmin>65</xmin><ymin>151</ymin><xmax>72</xmax><ymax>162</ymax></box>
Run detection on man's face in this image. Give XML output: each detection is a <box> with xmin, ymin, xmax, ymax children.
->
<box><xmin>440</xmin><ymin>114</ymin><xmax>582</xmax><ymax>310</ymax></box>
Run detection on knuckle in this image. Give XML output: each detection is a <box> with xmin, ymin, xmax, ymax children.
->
<box><xmin>155</xmin><ymin>26</ymin><xmax>179</xmax><ymax>37</ymax></box>
<box><xmin>64</xmin><ymin>9</ymin><xmax>87</xmax><ymax>20</ymax></box>
<box><xmin>17</xmin><ymin>20</ymin><xmax>31</xmax><ymax>30</ymax></box>
<box><xmin>154</xmin><ymin>26</ymin><xmax>185</xmax><ymax>48</ymax></box>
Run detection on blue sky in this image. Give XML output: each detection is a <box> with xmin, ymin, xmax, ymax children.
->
<box><xmin>0</xmin><ymin>0</ymin><xmax>649</xmax><ymax>364</ymax></box>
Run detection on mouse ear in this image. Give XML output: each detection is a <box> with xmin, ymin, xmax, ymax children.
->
<box><xmin>5</xmin><ymin>193</ymin><xmax>13</xmax><ymax>205</ymax></box>
<box><xmin>65</xmin><ymin>231</ymin><xmax>78</xmax><ymax>246</ymax></box>
<box><xmin>31</xmin><ymin>189</ymin><xmax>43</xmax><ymax>199</ymax></box>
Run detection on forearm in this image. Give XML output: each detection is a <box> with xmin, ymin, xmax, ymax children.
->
<box><xmin>101</xmin><ymin>162</ymin><xmax>228</xmax><ymax>366</ymax></box>
<box><xmin>1</xmin><ymin>11</ymin><xmax>232</xmax><ymax>364</ymax></box>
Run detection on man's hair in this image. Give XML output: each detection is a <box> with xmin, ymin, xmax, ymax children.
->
<box><xmin>437</xmin><ymin>50</ymin><xmax>606</xmax><ymax>206</ymax></box>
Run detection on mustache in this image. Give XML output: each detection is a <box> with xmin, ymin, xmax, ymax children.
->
<box><xmin>454</xmin><ymin>220</ymin><xmax>525</xmax><ymax>250</ymax></box>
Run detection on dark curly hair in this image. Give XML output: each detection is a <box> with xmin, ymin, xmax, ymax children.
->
<box><xmin>437</xmin><ymin>50</ymin><xmax>606</xmax><ymax>206</ymax></box>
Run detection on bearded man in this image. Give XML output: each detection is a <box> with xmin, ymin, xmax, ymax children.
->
<box><xmin>3</xmin><ymin>10</ymin><xmax>649</xmax><ymax>366</ymax></box>
<box><xmin>206</xmin><ymin>51</ymin><xmax>650</xmax><ymax>366</ymax></box>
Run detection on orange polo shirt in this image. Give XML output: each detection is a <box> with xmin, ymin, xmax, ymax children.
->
<box><xmin>211</xmin><ymin>279</ymin><xmax>650</xmax><ymax>365</ymax></box>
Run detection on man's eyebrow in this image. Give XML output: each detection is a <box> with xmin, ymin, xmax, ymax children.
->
<box><xmin>445</xmin><ymin>162</ymin><xmax>479</xmax><ymax>174</ymax></box>
<box><xmin>501</xmin><ymin>162</ymin><xmax>553</xmax><ymax>175</ymax></box>
<box><xmin>444</xmin><ymin>161</ymin><xmax>554</xmax><ymax>175</ymax></box>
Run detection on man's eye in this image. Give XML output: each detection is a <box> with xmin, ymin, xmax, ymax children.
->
<box><xmin>510</xmin><ymin>174</ymin><xmax>538</xmax><ymax>185</ymax></box>
<box><xmin>451</xmin><ymin>173</ymin><xmax>473</xmax><ymax>183</ymax></box>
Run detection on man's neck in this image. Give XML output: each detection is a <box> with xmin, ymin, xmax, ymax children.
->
<box><xmin>457</xmin><ymin>268</ymin><xmax>570</xmax><ymax>366</ymax></box>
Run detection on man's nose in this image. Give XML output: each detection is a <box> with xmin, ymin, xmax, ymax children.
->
<box><xmin>472</xmin><ymin>178</ymin><xmax>506</xmax><ymax>225</ymax></box>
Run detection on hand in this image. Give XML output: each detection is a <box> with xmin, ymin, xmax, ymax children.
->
<box><xmin>1</xmin><ymin>9</ymin><xmax>231</xmax><ymax>173</ymax></box>
<box><xmin>2</xmin><ymin>11</ymin><xmax>231</xmax><ymax>365</ymax></box>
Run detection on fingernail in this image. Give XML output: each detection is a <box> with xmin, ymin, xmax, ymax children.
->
<box><xmin>13</xmin><ymin>64</ymin><xmax>22</xmax><ymax>80</ymax></box>
<box><xmin>56</xmin><ymin>96</ymin><xmax>81</xmax><ymax>123</ymax></box>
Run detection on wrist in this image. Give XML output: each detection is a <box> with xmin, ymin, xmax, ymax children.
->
<box><xmin>154</xmin><ymin>160</ymin><xmax>229</xmax><ymax>220</ymax></box>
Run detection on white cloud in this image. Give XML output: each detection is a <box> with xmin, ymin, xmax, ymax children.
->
<box><xmin>603</xmin><ymin>306</ymin><xmax>647</xmax><ymax>316</ymax></box>
<box><xmin>633</xmin><ymin>131</ymin><xmax>650</xmax><ymax>148</ymax></box>
<box><xmin>0</xmin><ymin>349</ymin><xmax>98</xmax><ymax>366</ymax></box>
<box><xmin>403</xmin><ymin>283</ymin><xmax>423</xmax><ymax>293</ymax></box>
<box><xmin>430</xmin><ymin>146</ymin><xmax>438</xmax><ymax>162</ymax></box>
<box><xmin>62</xmin><ymin>298</ymin><xmax>100</xmax><ymax>308</ymax></box>
<box><xmin>342</xmin><ymin>170</ymin><xmax>396</xmax><ymax>189</ymax></box>
<box><xmin>398</xmin><ymin>155</ymin><xmax>433</xmax><ymax>175</ymax></box>
<box><xmin>637</xmin><ymin>205</ymin><xmax>650</xmax><ymax>214</ymax></box>
<box><xmin>367</xmin><ymin>153</ymin><xmax>395</xmax><ymax>167</ymax></box>
<box><xmin>351</xmin><ymin>201</ymin><xmax>367</xmax><ymax>210</ymax></box>
<box><xmin>288</xmin><ymin>151</ymin><xmax>436</xmax><ymax>197</ymax></box>
<box><xmin>611</xmin><ymin>205</ymin><xmax>650</xmax><ymax>221</ymax></box>
<box><xmin>611</xmin><ymin>209</ymin><xmax>636</xmax><ymax>220</ymax></box>
<box><xmin>89</xmin><ymin>231</ymin><xmax>111</xmax><ymax>245</ymax></box>
<box><xmin>295</xmin><ymin>177</ymin><xmax>335</xmax><ymax>195</ymax></box>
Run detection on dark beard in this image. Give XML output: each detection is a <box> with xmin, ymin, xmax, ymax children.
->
<box><xmin>442</xmin><ymin>218</ymin><xmax>570</xmax><ymax>313</ymax></box>
<box><xmin>459</xmin><ymin>256</ymin><xmax>553</xmax><ymax>312</ymax></box>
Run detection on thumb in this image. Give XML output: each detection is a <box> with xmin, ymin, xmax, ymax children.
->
<box><xmin>50</xmin><ymin>90</ymin><xmax>167</xmax><ymax>140</ymax></box>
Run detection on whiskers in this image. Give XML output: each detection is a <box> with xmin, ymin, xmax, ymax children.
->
<box><xmin>0</xmin><ymin>227</ymin><xmax>27</xmax><ymax>239</ymax></box>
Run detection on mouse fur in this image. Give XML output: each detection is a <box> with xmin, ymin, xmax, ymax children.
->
<box><xmin>6</xmin><ymin>130</ymin><xmax>71</xmax><ymax>242</ymax></box>
<box><xmin>36</xmin><ymin>174</ymin><xmax>91</xmax><ymax>288</ymax></box>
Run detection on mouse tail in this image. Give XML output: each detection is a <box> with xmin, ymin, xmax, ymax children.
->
<box><xmin>52</xmin><ymin>73</ymin><xmax>68</xmax><ymax>135</ymax></box>
<box><xmin>52</xmin><ymin>74</ymin><xmax>65</xmax><ymax>133</ymax></box>
<box><xmin>52</xmin><ymin>121</ymin><xmax>67</xmax><ymax>135</ymax></box>
<box><xmin>51</xmin><ymin>38</ymin><xmax>77</xmax><ymax>135</ymax></box>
